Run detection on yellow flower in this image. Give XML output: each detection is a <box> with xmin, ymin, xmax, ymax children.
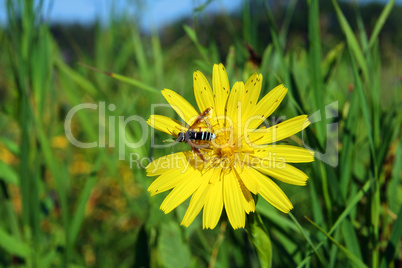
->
<box><xmin>146</xmin><ymin>63</ymin><xmax>314</xmax><ymax>229</ymax></box>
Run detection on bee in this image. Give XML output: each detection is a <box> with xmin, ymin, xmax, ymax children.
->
<box><xmin>169</xmin><ymin>107</ymin><xmax>216</xmax><ymax>161</ymax></box>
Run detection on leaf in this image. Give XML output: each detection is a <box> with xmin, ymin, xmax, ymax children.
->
<box><xmin>380</xmin><ymin>205</ymin><xmax>402</xmax><ymax>267</ymax></box>
<box><xmin>134</xmin><ymin>225</ymin><xmax>150</xmax><ymax>268</ymax></box>
<box><xmin>246</xmin><ymin>211</ymin><xmax>272</xmax><ymax>268</ymax></box>
<box><xmin>368</xmin><ymin>0</ymin><xmax>395</xmax><ymax>50</ymax></box>
<box><xmin>0</xmin><ymin>227</ymin><xmax>30</xmax><ymax>258</ymax></box>
<box><xmin>183</xmin><ymin>25</ymin><xmax>211</xmax><ymax>66</ymax></box>
<box><xmin>306</xmin><ymin>217</ymin><xmax>367</xmax><ymax>268</ymax></box>
<box><xmin>69</xmin><ymin>176</ymin><xmax>97</xmax><ymax>246</ymax></box>
<box><xmin>0</xmin><ymin>160</ymin><xmax>19</xmax><ymax>185</ymax></box>
<box><xmin>158</xmin><ymin>221</ymin><xmax>191</xmax><ymax>268</ymax></box>
<box><xmin>55</xmin><ymin>58</ymin><xmax>98</xmax><ymax>95</ymax></box>
<box><xmin>299</xmin><ymin>179</ymin><xmax>372</xmax><ymax>265</ymax></box>
<box><xmin>331</xmin><ymin>0</ymin><xmax>369</xmax><ymax>83</ymax></box>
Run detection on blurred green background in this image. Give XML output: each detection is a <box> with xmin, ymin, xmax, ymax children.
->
<box><xmin>0</xmin><ymin>0</ymin><xmax>401</xmax><ymax>267</ymax></box>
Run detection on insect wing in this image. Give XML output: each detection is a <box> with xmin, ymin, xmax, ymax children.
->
<box><xmin>188</xmin><ymin>107</ymin><xmax>213</xmax><ymax>131</ymax></box>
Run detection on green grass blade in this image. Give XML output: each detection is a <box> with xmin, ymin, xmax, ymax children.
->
<box><xmin>350</xmin><ymin>53</ymin><xmax>377</xmax><ymax>169</ymax></box>
<box><xmin>77</xmin><ymin>62</ymin><xmax>161</xmax><ymax>94</ymax></box>
<box><xmin>339</xmin><ymin>87</ymin><xmax>359</xmax><ymax>199</ymax></box>
<box><xmin>341</xmin><ymin>219</ymin><xmax>362</xmax><ymax>260</ymax></box>
<box><xmin>0</xmin><ymin>160</ymin><xmax>19</xmax><ymax>185</ymax></box>
<box><xmin>34</xmin><ymin>115</ymin><xmax>70</xmax><ymax>262</ymax></box>
<box><xmin>308</xmin><ymin>0</ymin><xmax>325</xmax><ymax>144</ymax></box>
<box><xmin>300</xmin><ymin>179</ymin><xmax>372</xmax><ymax>264</ymax></box>
<box><xmin>380</xmin><ymin>205</ymin><xmax>402</xmax><ymax>267</ymax></box>
<box><xmin>183</xmin><ymin>25</ymin><xmax>211</xmax><ymax>66</ymax></box>
<box><xmin>306</xmin><ymin>217</ymin><xmax>367</xmax><ymax>268</ymax></box>
<box><xmin>288</xmin><ymin>212</ymin><xmax>323</xmax><ymax>264</ymax></box>
<box><xmin>131</xmin><ymin>25</ymin><xmax>150</xmax><ymax>81</ymax></box>
<box><xmin>111</xmin><ymin>72</ymin><xmax>161</xmax><ymax>93</ymax></box>
<box><xmin>55</xmin><ymin>59</ymin><xmax>98</xmax><ymax>96</ymax></box>
<box><xmin>0</xmin><ymin>227</ymin><xmax>30</xmax><ymax>258</ymax></box>
<box><xmin>368</xmin><ymin>0</ymin><xmax>395</xmax><ymax>51</ymax></box>
<box><xmin>69</xmin><ymin>176</ymin><xmax>97</xmax><ymax>246</ymax></box>
<box><xmin>331</xmin><ymin>0</ymin><xmax>369</xmax><ymax>83</ymax></box>
<box><xmin>151</xmin><ymin>28</ymin><xmax>164</xmax><ymax>87</ymax></box>
<box><xmin>261</xmin><ymin>0</ymin><xmax>300</xmax><ymax>114</ymax></box>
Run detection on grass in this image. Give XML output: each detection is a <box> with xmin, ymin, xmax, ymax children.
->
<box><xmin>0</xmin><ymin>0</ymin><xmax>401</xmax><ymax>267</ymax></box>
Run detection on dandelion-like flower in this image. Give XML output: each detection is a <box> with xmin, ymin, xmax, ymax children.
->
<box><xmin>147</xmin><ymin>63</ymin><xmax>314</xmax><ymax>229</ymax></box>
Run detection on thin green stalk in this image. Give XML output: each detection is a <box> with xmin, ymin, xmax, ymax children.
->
<box><xmin>308</xmin><ymin>0</ymin><xmax>325</xmax><ymax>144</ymax></box>
<box><xmin>261</xmin><ymin>0</ymin><xmax>301</xmax><ymax>114</ymax></box>
<box><xmin>299</xmin><ymin>179</ymin><xmax>372</xmax><ymax>265</ymax></box>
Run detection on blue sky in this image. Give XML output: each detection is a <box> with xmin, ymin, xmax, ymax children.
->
<box><xmin>0</xmin><ymin>0</ymin><xmax>243</xmax><ymax>30</ymax></box>
<box><xmin>0</xmin><ymin>0</ymin><xmax>398</xmax><ymax>30</ymax></box>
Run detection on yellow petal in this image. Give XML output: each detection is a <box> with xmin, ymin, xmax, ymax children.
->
<box><xmin>246</xmin><ymin>84</ymin><xmax>287</xmax><ymax>130</ymax></box>
<box><xmin>251</xmin><ymin>145</ymin><xmax>315</xmax><ymax>163</ymax></box>
<box><xmin>223</xmin><ymin>170</ymin><xmax>245</xmax><ymax>229</ymax></box>
<box><xmin>148</xmin><ymin>168</ymin><xmax>189</xmax><ymax>196</ymax></box>
<box><xmin>203</xmin><ymin>169</ymin><xmax>224</xmax><ymax>229</ymax></box>
<box><xmin>147</xmin><ymin>115</ymin><xmax>187</xmax><ymax>136</ymax></box>
<box><xmin>181</xmin><ymin>171</ymin><xmax>212</xmax><ymax>227</ymax></box>
<box><xmin>193</xmin><ymin>70</ymin><xmax>217</xmax><ymax>127</ymax></box>
<box><xmin>241</xmin><ymin>73</ymin><xmax>263</xmax><ymax>124</ymax></box>
<box><xmin>160</xmin><ymin>168</ymin><xmax>203</xmax><ymax>213</ymax></box>
<box><xmin>244</xmin><ymin>115</ymin><xmax>310</xmax><ymax>145</ymax></box>
<box><xmin>146</xmin><ymin>152</ymin><xmax>189</xmax><ymax>176</ymax></box>
<box><xmin>235</xmin><ymin>165</ymin><xmax>258</xmax><ymax>194</ymax></box>
<box><xmin>250</xmin><ymin>168</ymin><xmax>293</xmax><ymax>213</ymax></box>
<box><xmin>162</xmin><ymin>89</ymin><xmax>199</xmax><ymax>125</ymax></box>
<box><xmin>240</xmin><ymin>183</ymin><xmax>255</xmax><ymax>214</ymax></box>
<box><xmin>253</xmin><ymin>163</ymin><xmax>309</xmax><ymax>186</ymax></box>
<box><xmin>226</xmin><ymin>81</ymin><xmax>244</xmax><ymax>138</ymax></box>
<box><xmin>212</xmin><ymin>64</ymin><xmax>230</xmax><ymax>125</ymax></box>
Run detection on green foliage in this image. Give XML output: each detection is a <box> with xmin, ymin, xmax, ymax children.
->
<box><xmin>0</xmin><ymin>0</ymin><xmax>401</xmax><ymax>267</ymax></box>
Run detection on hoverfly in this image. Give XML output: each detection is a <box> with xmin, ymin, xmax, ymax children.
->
<box><xmin>168</xmin><ymin>107</ymin><xmax>216</xmax><ymax>161</ymax></box>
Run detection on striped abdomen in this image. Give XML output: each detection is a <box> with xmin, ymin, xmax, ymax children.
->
<box><xmin>186</xmin><ymin>131</ymin><xmax>215</xmax><ymax>141</ymax></box>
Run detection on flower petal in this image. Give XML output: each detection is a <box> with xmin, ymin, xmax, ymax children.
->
<box><xmin>226</xmin><ymin>81</ymin><xmax>244</xmax><ymax>138</ymax></box>
<box><xmin>160</xmin><ymin>167</ymin><xmax>203</xmax><ymax>214</ymax></box>
<box><xmin>181</xmin><ymin>170</ymin><xmax>212</xmax><ymax>227</ymax></box>
<box><xmin>235</xmin><ymin>165</ymin><xmax>258</xmax><ymax>194</ymax></box>
<box><xmin>162</xmin><ymin>89</ymin><xmax>199</xmax><ymax>125</ymax></box>
<box><xmin>148</xmin><ymin>168</ymin><xmax>189</xmax><ymax>196</ymax></box>
<box><xmin>193</xmin><ymin>70</ymin><xmax>215</xmax><ymax>117</ymax></box>
<box><xmin>244</xmin><ymin>115</ymin><xmax>310</xmax><ymax>145</ymax></box>
<box><xmin>223</xmin><ymin>170</ymin><xmax>245</xmax><ymax>229</ymax></box>
<box><xmin>246</xmin><ymin>84</ymin><xmax>287</xmax><ymax>130</ymax></box>
<box><xmin>146</xmin><ymin>152</ymin><xmax>189</xmax><ymax>176</ymax></box>
<box><xmin>253</xmin><ymin>162</ymin><xmax>309</xmax><ymax>186</ymax></box>
<box><xmin>241</xmin><ymin>73</ymin><xmax>263</xmax><ymax>124</ymax></box>
<box><xmin>240</xmin><ymin>183</ymin><xmax>255</xmax><ymax>214</ymax></box>
<box><xmin>251</xmin><ymin>145</ymin><xmax>315</xmax><ymax>163</ymax></box>
<box><xmin>249</xmin><ymin>168</ymin><xmax>293</xmax><ymax>213</ymax></box>
<box><xmin>147</xmin><ymin>115</ymin><xmax>188</xmax><ymax>136</ymax></box>
<box><xmin>212</xmin><ymin>64</ymin><xmax>230</xmax><ymax>125</ymax></box>
<box><xmin>203</xmin><ymin>173</ymin><xmax>223</xmax><ymax>229</ymax></box>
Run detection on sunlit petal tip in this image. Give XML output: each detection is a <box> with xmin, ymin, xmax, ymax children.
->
<box><xmin>304</xmin><ymin>118</ymin><xmax>311</xmax><ymax>128</ymax></box>
<box><xmin>161</xmin><ymin>88</ymin><xmax>199</xmax><ymax>125</ymax></box>
<box><xmin>276</xmin><ymin>84</ymin><xmax>288</xmax><ymax>93</ymax></box>
<box><xmin>180</xmin><ymin>222</ymin><xmax>190</xmax><ymax>228</ymax></box>
<box><xmin>282</xmin><ymin>204</ymin><xmax>294</xmax><ymax>214</ymax></box>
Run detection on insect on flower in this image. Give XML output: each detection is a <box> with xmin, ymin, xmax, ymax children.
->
<box><xmin>168</xmin><ymin>107</ymin><xmax>216</xmax><ymax>161</ymax></box>
<box><xmin>147</xmin><ymin>63</ymin><xmax>314</xmax><ymax>230</ymax></box>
